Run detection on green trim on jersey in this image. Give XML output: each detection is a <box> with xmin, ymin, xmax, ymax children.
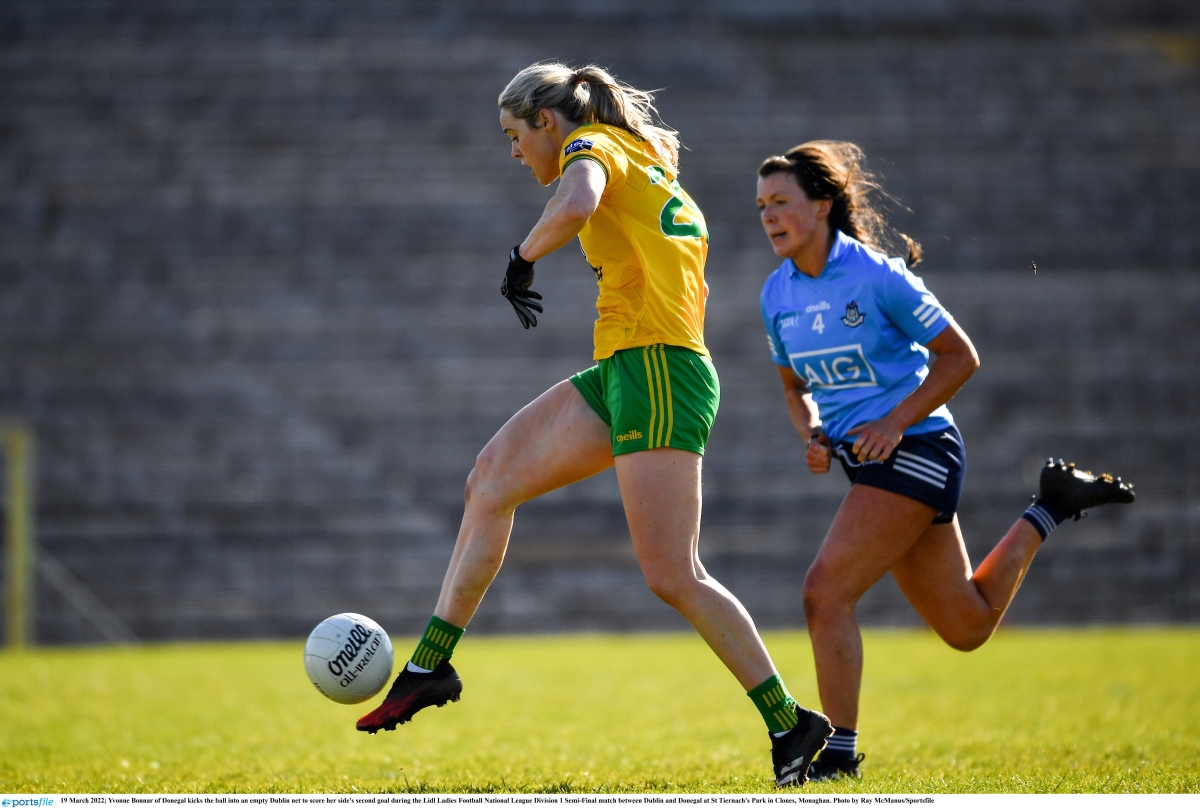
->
<box><xmin>562</xmin><ymin>153</ymin><xmax>609</xmax><ymax>182</ymax></box>
<box><xmin>570</xmin><ymin>344</ymin><xmax>719</xmax><ymax>457</ymax></box>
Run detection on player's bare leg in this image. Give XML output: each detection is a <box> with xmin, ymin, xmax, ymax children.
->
<box><xmin>804</xmin><ymin>487</ymin><xmax>1047</xmax><ymax>730</ymax></box>
<box><xmin>357</xmin><ymin>380</ymin><xmax>612</xmax><ymax>733</ymax></box>
<box><xmin>802</xmin><ymin>484</ymin><xmax>935</xmax><ymax>729</ymax></box>
<box><xmin>891</xmin><ymin>459</ymin><xmax>1136</xmax><ymax>651</ymax></box>
<box><xmin>803</xmin><ymin>459</ymin><xmax>1137</xmax><ymax>780</ymax></box>
<box><xmin>616</xmin><ymin>447</ymin><xmax>776</xmax><ymax>690</ymax></box>
<box><xmin>434</xmin><ymin>379</ymin><xmax>614</xmax><ymax>627</ymax></box>
<box><xmin>890</xmin><ymin>517</ymin><xmax>1041</xmax><ymax>652</ymax></box>
<box><xmin>618</xmin><ymin>446</ymin><xmax>832</xmax><ymax>786</ymax></box>
<box><xmin>805</xmin><ymin>462</ymin><xmax>1135</xmax><ymax>733</ymax></box>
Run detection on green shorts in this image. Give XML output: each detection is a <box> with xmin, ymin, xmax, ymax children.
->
<box><xmin>570</xmin><ymin>344</ymin><xmax>720</xmax><ymax>456</ymax></box>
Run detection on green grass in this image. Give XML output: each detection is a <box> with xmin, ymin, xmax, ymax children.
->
<box><xmin>1</xmin><ymin>628</ymin><xmax>1197</xmax><ymax>793</ymax></box>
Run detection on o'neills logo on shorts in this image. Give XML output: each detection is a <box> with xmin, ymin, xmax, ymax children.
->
<box><xmin>327</xmin><ymin>623</ymin><xmax>382</xmax><ymax>682</ymax></box>
<box><xmin>615</xmin><ymin>429</ymin><xmax>643</xmax><ymax>442</ymax></box>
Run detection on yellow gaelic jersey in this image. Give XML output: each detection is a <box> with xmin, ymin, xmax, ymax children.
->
<box><xmin>559</xmin><ymin>123</ymin><xmax>709</xmax><ymax>360</ymax></box>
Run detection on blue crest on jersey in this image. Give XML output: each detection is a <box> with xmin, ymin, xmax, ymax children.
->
<box><xmin>841</xmin><ymin>301</ymin><xmax>866</xmax><ymax>328</ymax></box>
<box><xmin>564</xmin><ymin>138</ymin><xmax>594</xmax><ymax>156</ymax></box>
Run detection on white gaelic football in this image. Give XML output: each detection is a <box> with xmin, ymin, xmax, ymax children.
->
<box><xmin>304</xmin><ymin>613</ymin><xmax>394</xmax><ymax>704</ymax></box>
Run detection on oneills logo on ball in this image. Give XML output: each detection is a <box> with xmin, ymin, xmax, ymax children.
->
<box><xmin>327</xmin><ymin>623</ymin><xmax>383</xmax><ymax>686</ymax></box>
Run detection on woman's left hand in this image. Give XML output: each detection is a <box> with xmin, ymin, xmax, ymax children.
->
<box><xmin>846</xmin><ymin>415</ymin><xmax>905</xmax><ymax>463</ymax></box>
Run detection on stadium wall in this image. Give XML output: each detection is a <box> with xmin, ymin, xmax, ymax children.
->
<box><xmin>1</xmin><ymin>0</ymin><xmax>1198</xmax><ymax>642</ymax></box>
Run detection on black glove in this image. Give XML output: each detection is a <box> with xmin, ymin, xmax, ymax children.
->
<box><xmin>501</xmin><ymin>246</ymin><xmax>543</xmax><ymax>329</ymax></box>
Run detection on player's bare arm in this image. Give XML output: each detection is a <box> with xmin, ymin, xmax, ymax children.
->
<box><xmin>776</xmin><ymin>366</ymin><xmax>831</xmax><ymax>474</ymax></box>
<box><xmin>518</xmin><ymin>159</ymin><xmax>605</xmax><ymax>261</ymax></box>
<box><xmin>498</xmin><ymin>106</ymin><xmax>604</xmax><ymax>328</ymax></box>
<box><xmin>846</xmin><ymin>320</ymin><xmax>979</xmax><ymax>463</ymax></box>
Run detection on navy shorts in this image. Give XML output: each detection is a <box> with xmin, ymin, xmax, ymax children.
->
<box><xmin>835</xmin><ymin>425</ymin><xmax>966</xmax><ymax>524</ymax></box>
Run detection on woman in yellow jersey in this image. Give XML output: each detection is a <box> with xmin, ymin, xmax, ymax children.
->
<box><xmin>356</xmin><ymin>62</ymin><xmax>832</xmax><ymax>787</ymax></box>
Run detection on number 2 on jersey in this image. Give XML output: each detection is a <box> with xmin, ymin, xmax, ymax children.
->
<box><xmin>647</xmin><ymin>166</ymin><xmax>707</xmax><ymax>240</ymax></box>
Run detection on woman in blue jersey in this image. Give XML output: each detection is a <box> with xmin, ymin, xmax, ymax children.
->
<box><xmin>756</xmin><ymin>141</ymin><xmax>1135</xmax><ymax>781</ymax></box>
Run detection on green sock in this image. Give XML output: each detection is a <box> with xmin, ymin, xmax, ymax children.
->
<box><xmin>409</xmin><ymin>615</ymin><xmax>464</xmax><ymax>671</ymax></box>
<box><xmin>748</xmin><ymin>673</ymin><xmax>800</xmax><ymax>734</ymax></box>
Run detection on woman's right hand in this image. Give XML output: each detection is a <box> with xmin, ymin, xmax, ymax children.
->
<box><xmin>502</xmin><ymin>246</ymin><xmax>543</xmax><ymax>329</ymax></box>
<box><xmin>806</xmin><ymin>430</ymin><xmax>832</xmax><ymax>475</ymax></box>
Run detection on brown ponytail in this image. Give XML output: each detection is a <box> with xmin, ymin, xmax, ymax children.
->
<box><xmin>758</xmin><ymin>141</ymin><xmax>923</xmax><ymax>267</ymax></box>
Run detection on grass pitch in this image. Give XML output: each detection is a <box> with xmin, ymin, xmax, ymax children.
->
<box><xmin>1</xmin><ymin>628</ymin><xmax>1197</xmax><ymax>793</ymax></box>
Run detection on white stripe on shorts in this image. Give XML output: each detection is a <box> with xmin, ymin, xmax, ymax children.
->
<box><xmin>895</xmin><ymin>450</ymin><xmax>949</xmax><ymax>479</ymax></box>
<box><xmin>893</xmin><ymin>460</ymin><xmax>948</xmax><ymax>489</ymax></box>
<box><xmin>893</xmin><ymin>451</ymin><xmax>949</xmax><ymax>489</ymax></box>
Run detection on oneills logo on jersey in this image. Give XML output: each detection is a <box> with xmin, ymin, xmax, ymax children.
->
<box><xmin>841</xmin><ymin>301</ymin><xmax>866</xmax><ymax>328</ymax></box>
<box><xmin>788</xmin><ymin>344</ymin><xmax>879</xmax><ymax>390</ymax></box>
<box><xmin>564</xmin><ymin>138</ymin><xmax>594</xmax><ymax>156</ymax></box>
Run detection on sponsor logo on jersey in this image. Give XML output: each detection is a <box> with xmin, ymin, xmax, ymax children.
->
<box><xmin>841</xmin><ymin>301</ymin><xmax>866</xmax><ymax>328</ymax></box>
<box><xmin>564</xmin><ymin>138</ymin><xmax>594</xmax><ymax>156</ymax></box>
<box><xmin>805</xmin><ymin>301</ymin><xmax>831</xmax><ymax>313</ymax></box>
<box><xmin>778</xmin><ymin>311</ymin><xmax>801</xmax><ymax>330</ymax></box>
<box><xmin>788</xmin><ymin>344</ymin><xmax>879</xmax><ymax>390</ymax></box>
<box><xmin>615</xmin><ymin>429</ymin><xmax>643</xmax><ymax>442</ymax></box>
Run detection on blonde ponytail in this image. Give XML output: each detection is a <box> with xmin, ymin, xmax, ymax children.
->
<box><xmin>499</xmin><ymin>62</ymin><xmax>680</xmax><ymax>170</ymax></box>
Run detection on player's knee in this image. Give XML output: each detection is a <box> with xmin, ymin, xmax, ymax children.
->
<box><xmin>941</xmin><ymin>625</ymin><xmax>992</xmax><ymax>652</ymax></box>
<box><xmin>463</xmin><ymin>463</ymin><xmax>488</xmax><ymax>505</ymax></box>
<box><xmin>801</xmin><ymin>588</ymin><xmax>824</xmax><ymax>625</ymax></box>
<box><xmin>641</xmin><ymin>566</ymin><xmax>692</xmax><ymax>608</ymax></box>
<box><xmin>802</xmin><ymin>567</ymin><xmax>841</xmax><ymax>623</ymax></box>
<box><xmin>944</xmin><ymin>634</ymin><xmax>986</xmax><ymax>653</ymax></box>
<box><xmin>931</xmin><ymin>618</ymin><xmax>993</xmax><ymax>652</ymax></box>
<box><xmin>464</xmin><ymin>447</ymin><xmax>516</xmax><ymax>512</ymax></box>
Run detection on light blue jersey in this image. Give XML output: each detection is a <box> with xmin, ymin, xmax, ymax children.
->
<box><xmin>760</xmin><ymin>230</ymin><xmax>955</xmax><ymax>444</ymax></box>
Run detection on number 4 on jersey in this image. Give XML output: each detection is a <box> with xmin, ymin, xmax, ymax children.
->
<box><xmin>812</xmin><ymin>313</ymin><xmax>825</xmax><ymax>333</ymax></box>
